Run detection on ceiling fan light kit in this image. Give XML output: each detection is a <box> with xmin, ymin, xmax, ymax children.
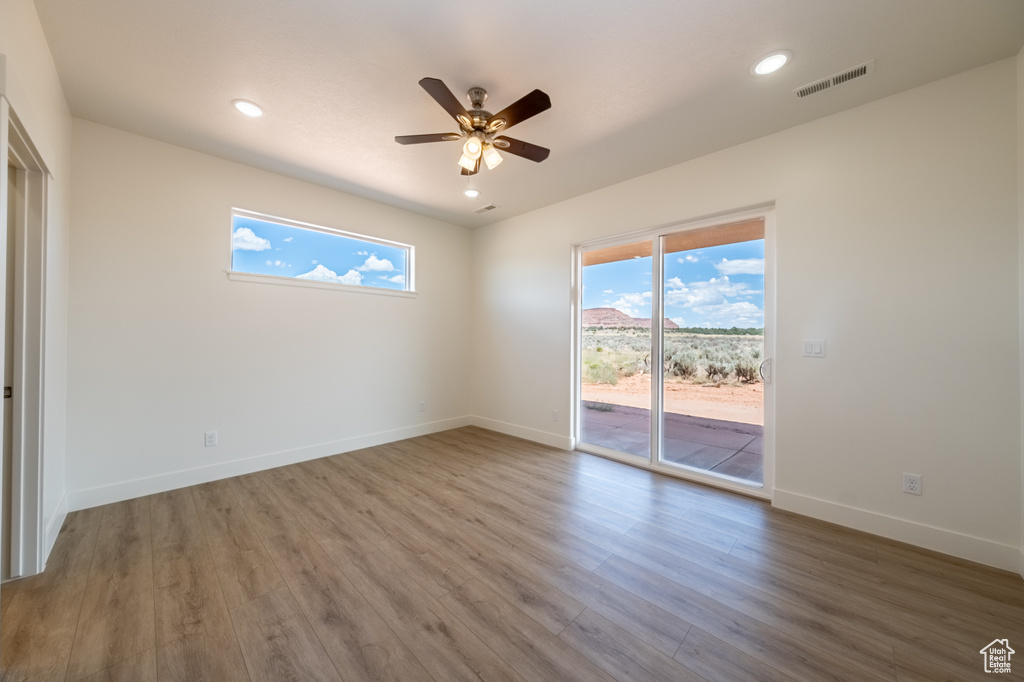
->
<box><xmin>395</xmin><ymin>77</ymin><xmax>551</xmax><ymax>177</ymax></box>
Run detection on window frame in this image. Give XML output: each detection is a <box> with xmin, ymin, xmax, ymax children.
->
<box><xmin>227</xmin><ymin>208</ymin><xmax>416</xmax><ymax>297</ymax></box>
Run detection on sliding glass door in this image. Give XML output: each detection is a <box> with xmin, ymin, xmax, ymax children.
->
<box><xmin>579</xmin><ymin>240</ymin><xmax>653</xmax><ymax>460</ymax></box>
<box><xmin>576</xmin><ymin>212</ymin><xmax>773</xmax><ymax>494</ymax></box>
<box><xmin>659</xmin><ymin>222</ymin><xmax>766</xmax><ymax>485</ymax></box>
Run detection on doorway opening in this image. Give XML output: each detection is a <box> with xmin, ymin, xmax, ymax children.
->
<box><xmin>576</xmin><ymin>211</ymin><xmax>774</xmax><ymax>495</ymax></box>
<box><xmin>1</xmin><ymin>100</ymin><xmax>50</xmax><ymax>579</ymax></box>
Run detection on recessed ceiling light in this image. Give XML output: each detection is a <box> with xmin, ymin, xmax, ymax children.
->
<box><xmin>233</xmin><ymin>99</ymin><xmax>264</xmax><ymax>117</ymax></box>
<box><xmin>752</xmin><ymin>51</ymin><xmax>791</xmax><ymax>76</ymax></box>
<box><xmin>464</xmin><ymin>187</ymin><xmax>480</xmax><ymax>199</ymax></box>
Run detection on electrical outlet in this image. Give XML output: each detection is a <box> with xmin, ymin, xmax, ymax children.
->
<box><xmin>902</xmin><ymin>472</ymin><xmax>922</xmax><ymax>495</ymax></box>
<box><xmin>419</xmin><ymin>401</ymin><xmax>426</xmax><ymax>413</ymax></box>
<box><xmin>204</xmin><ymin>431</ymin><xmax>218</xmax><ymax>447</ymax></box>
<box><xmin>552</xmin><ymin>409</ymin><xmax>559</xmax><ymax>422</ymax></box>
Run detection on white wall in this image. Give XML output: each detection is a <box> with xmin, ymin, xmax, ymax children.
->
<box><xmin>1018</xmin><ymin>45</ymin><xmax>1024</xmax><ymax>576</ymax></box>
<box><xmin>67</xmin><ymin>120</ymin><xmax>472</xmax><ymax>508</ymax></box>
<box><xmin>472</xmin><ymin>59</ymin><xmax>1021</xmax><ymax>570</ymax></box>
<box><xmin>0</xmin><ymin>0</ymin><xmax>73</xmax><ymax>559</ymax></box>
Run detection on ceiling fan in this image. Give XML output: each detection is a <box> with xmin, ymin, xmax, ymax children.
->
<box><xmin>395</xmin><ymin>77</ymin><xmax>551</xmax><ymax>176</ymax></box>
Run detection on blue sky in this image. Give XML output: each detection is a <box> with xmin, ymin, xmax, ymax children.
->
<box><xmin>583</xmin><ymin>239</ymin><xmax>764</xmax><ymax>328</ymax></box>
<box><xmin>231</xmin><ymin>214</ymin><xmax>408</xmax><ymax>290</ymax></box>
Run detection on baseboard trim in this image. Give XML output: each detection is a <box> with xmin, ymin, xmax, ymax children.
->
<box><xmin>67</xmin><ymin>416</ymin><xmax>471</xmax><ymax>511</ymax></box>
<box><xmin>468</xmin><ymin>416</ymin><xmax>572</xmax><ymax>450</ymax></box>
<box><xmin>774</xmin><ymin>488</ymin><xmax>1021</xmax><ymax>573</ymax></box>
<box><xmin>42</xmin><ymin>493</ymin><xmax>69</xmax><ymax>570</ymax></box>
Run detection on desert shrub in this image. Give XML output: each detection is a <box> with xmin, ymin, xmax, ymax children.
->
<box><xmin>582</xmin><ymin>328</ymin><xmax>763</xmax><ymax>385</ymax></box>
<box><xmin>705</xmin><ymin>362</ymin><xmax>727</xmax><ymax>382</ymax></box>
<box><xmin>665</xmin><ymin>349</ymin><xmax>698</xmax><ymax>378</ymax></box>
<box><xmin>734</xmin><ymin>360</ymin><xmax>758</xmax><ymax>383</ymax></box>
<box><xmin>584</xmin><ymin>359</ymin><xmax>619</xmax><ymax>385</ymax></box>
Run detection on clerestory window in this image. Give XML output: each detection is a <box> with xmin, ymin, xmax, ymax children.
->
<box><xmin>228</xmin><ymin>209</ymin><xmax>414</xmax><ymax>295</ymax></box>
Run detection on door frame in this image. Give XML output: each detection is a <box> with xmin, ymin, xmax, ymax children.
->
<box><xmin>1</xmin><ymin>93</ymin><xmax>49</xmax><ymax>578</ymax></box>
<box><xmin>572</xmin><ymin>205</ymin><xmax>776</xmax><ymax>500</ymax></box>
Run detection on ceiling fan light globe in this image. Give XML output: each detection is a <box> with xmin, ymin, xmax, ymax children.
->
<box><xmin>458</xmin><ymin>153</ymin><xmax>477</xmax><ymax>171</ymax></box>
<box><xmin>482</xmin><ymin>145</ymin><xmax>503</xmax><ymax>170</ymax></box>
<box><xmin>464</xmin><ymin>132</ymin><xmax>484</xmax><ymax>159</ymax></box>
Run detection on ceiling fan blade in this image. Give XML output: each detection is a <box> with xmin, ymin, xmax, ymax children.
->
<box><xmin>419</xmin><ymin>77</ymin><xmax>472</xmax><ymax>128</ymax></box>
<box><xmin>395</xmin><ymin>133</ymin><xmax>461</xmax><ymax>145</ymax></box>
<box><xmin>460</xmin><ymin>156</ymin><xmax>481</xmax><ymax>175</ymax></box>
<box><xmin>493</xmin><ymin>136</ymin><xmax>550</xmax><ymax>163</ymax></box>
<box><xmin>486</xmin><ymin>89</ymin><xmax>551</xmax><ymax>132</ymax></box>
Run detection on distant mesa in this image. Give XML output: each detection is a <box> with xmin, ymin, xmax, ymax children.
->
<box><xmin>583</xmin><ymin>308</ymin><xmax>679</xmax><ymax>329</ymax></box>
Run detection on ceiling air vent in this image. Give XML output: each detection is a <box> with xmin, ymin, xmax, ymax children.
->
<box><xmin>795</xmin><ymin>60</ymin><xmax>874</xmax><ymax>98</ymax></box>
<box><xmin>474</xmin><ymin>204</ymin><xmax>499</xmax><ymax>214</ymax></box>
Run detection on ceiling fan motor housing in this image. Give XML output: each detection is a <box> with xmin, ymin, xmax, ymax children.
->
<box><xmin>468</xmin><ymin>87</ymin><xmax>488</xmax><ymax>110</ymax></box>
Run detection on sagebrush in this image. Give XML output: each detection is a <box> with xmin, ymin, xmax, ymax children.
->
<box><xmin>582</xmin><ymin>328</ymin><xmax>763</xmax><ymax>385</ymax></box>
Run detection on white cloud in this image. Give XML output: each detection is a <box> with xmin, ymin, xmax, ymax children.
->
<box><xmin>381</xmin><ymin>274</ymin><xmax>405</xmax><ymax>284</ymax></box>
<box><xmin>357</xmin><ymin>254</ymin><xmax>395</xmax><ymax>272</ymax></box>
<box><xmin>678</xmin><ymin>254</ymin><xmax>700</xmax><ymax>263</ymax></box>
<box><xmin>356</xmin><ymin>250</ymin><xmax>369</xmax><ymax>256</ymax></box>
<box><xmin>691</xmin><ymin>301</ymin><xmax>763</xmax><ymax>327</ymax></box>
<box><xmin>232</xmin><ymin>227</ymin><xmax>271</xmax><ymax>251</ymax></box>
<box><xmin>296</xmin><ymin>264</ymin><xmax>363</xmax><ymax>285</ymax></box>
<box><xmin>312</xmin><ymin>260</ymin><xmax>318</xmax><ymax>264</ymax></box>
<box><xmin>669</xmin><ymin>317</ymin><xmax>687</xmax><ymax>327</ymax></box>
<box><xmin>664</xmin><ymin>276</ymin><xmax>760</xmax><ymax>309</ymax></box>
<box><xmin>612</xmin><ymin>292</ymin><xmax>651</xmax><ymax>317</ymax></box>
<box><xmin>663</xmin><ymin>274</ymin><xmax>764</xmax><ymax>326</ymax></box>
<box><xmin>283</xmin><ymin>237</ymin><xmax>293</xmax><ymax>242</ymax></box>
<box><xmin>714</xmin><ymin>257</ymin><xmax>764</xmax><ymax>276</ymax></box>
<box><xmin>602</xmin><ymin>289</ymin><xmax>614</xmax><ymax>294</ymax></box>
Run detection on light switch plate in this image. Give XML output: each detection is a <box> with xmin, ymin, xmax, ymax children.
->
<box><xmin>803</xmin><ymin>339</ymin><xmax>826</xmax><ymax>358</ymax></box>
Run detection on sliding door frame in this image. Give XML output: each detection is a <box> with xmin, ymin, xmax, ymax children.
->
<box><xmin>573</xmin><ymin>205</ymin><xmax>776</xmax><ymax>500</ymax></box>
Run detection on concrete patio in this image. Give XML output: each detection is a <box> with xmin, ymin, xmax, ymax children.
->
<box><xmin>580</xmin><ymin>401</ymin><xmax>763</xmax><ymax>485</ymax></box>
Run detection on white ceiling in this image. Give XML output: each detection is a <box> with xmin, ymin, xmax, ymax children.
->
<box><xmin>32</xmin><ymin>0</ymin><xmax>1024</xmax><ymax>228</ymax></box>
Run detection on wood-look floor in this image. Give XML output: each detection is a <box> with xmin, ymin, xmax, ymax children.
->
<box><xmin>2</xmin><ymin>426</ymin><xmax>1023</xmax><ymax>681</ymax></box>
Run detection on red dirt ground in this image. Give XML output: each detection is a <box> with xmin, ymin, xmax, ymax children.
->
<box><xmin>582</xmin><ymin>374</ymin><xmax>763</xmax><ymax>426</ymax></box>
